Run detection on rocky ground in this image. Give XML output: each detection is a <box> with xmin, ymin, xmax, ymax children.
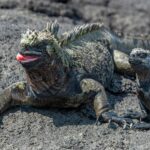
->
<box><xmin>0</xmin><ymin>0</ymin><xmax>150</xmax><ymax>149</ymax></box>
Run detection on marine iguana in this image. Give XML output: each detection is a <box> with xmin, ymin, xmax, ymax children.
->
<box><xmin>0</xmin><ymin>21</ymin><xmax>150</xmax><ymax>126</ymax></box>
<box><xmin>126</xmin><ymin>48</ymin><xmax>150</xmax><ymax>129</ymax></box>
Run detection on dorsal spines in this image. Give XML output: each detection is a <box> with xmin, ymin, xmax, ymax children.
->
<box><xmin>21</xmin><ymin>29</ymin><xmax>38</xmax><ymax>47</ymax></box>
<box><xmin>60</xmin><ymin>23</ymin><xmax>104</xmax><ymax>46</ymax></box>
<box><xmin>46</xmin><ymin>20</ymin><xmax>59</xmax><ymax>38</ymax></box>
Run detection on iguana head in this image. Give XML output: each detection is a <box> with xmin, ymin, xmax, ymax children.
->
<box><xmin>17</xmin><ymin>30</ymin><xmax>51</xmax><ymax>68</ymax></box>
<box><xmin>16</xmin><ymin>21</ymin><xmax>70</xmax><ymax>70</ymax></box>
<box><xmin>129</xmin><ymin>48</ymin><xmax>150</xmax><ymax>73</ymax></box>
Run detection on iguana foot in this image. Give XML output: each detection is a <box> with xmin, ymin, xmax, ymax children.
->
<box><xmin>101</xmin><ymin>111</ymin><xmax>133</xmax><ymax>129</ymax></box>
<box><xmin>102</xmin><ymin>109</ymin><xmax>150</xmax><ymax>130</ymax></box>
<box><xmin>80</xmin><ymin>78</ymin><xmax>134</xmax><ymax>129</ymax></box>
<box><xmin>121</xmin><ymin>109</ymin><xmax>147</xmax><ymax>121</ymax></box>
<box><xmin>0</xmin><ymin>82</ymin><xmax>28</xmax><ymax>114</ymax></box>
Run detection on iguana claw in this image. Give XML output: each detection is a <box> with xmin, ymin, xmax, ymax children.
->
<box><xmin>129</xmin><ymin>123</ymin><xmax>133</xmax><ymax>128</ymax></box>
<box><xmin>95</xmin><ymin>119</ymin><xmax>101</xmax><ymax>126</ymax></box>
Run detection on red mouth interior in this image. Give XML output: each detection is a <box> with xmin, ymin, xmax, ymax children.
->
<box><xmin>16</xmin><ymin>53</ymin><xmax>39</xmax><ymax>63</ymax></box>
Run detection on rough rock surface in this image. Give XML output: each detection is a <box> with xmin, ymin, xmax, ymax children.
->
<box><xmin>0</xmin><ymin>0</ymin><xmax>150</xmax><ymax>149</ymax></box>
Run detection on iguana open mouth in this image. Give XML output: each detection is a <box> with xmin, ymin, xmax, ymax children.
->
<box><xmin>16</xmin><ymin>53</ymin><xmax>40</xmax><ymax>63</ymax></box>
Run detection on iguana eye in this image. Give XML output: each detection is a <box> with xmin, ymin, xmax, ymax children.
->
<box><xmin>131</xmin><ymin>53</ymin><xmax>136</xmax><ymax>57</ymax></box>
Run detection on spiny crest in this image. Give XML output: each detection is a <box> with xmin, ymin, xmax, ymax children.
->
<box><xmin>131</xmin><ymin>48</ymin><xmax>150</xmax><ymax>56</ymax></box>
<box><xmin>61</xmin><ymin>23</ymin><xmax>104</xmax><ymax>46</ymax></box>
<box><xmin>21</xmin><ymin>25</ymin><xmax>59</xmax><ymax>48</ymax></box>
<box><xmin>46</xmin><ymin>20</ymin><xmax>59</xmax><ymax>37</ymax></box>
<box><xmin>21</xmin><ymin>29</ymin><xmax>39</xmax><ymax>47</ymax></box>
<box><xmin>20</xmin><ymin>21</ymin><xmax>72</xmax><ymax>68</ymax></box>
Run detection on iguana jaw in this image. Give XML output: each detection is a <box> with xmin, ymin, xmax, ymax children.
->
<box><xmin>16</xmin><ymin>53</ymin><xmax>40</xmax><ymax>64</ymax></box>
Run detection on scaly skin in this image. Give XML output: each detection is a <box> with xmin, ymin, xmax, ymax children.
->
<box><xmin>0</xmin><ymin>21</ymin><xmax>150</xmax><ymax>127</ymax></box>
<box><xmin>110</xmin><ymin>33</ymin><xmax>150</xmax><ymax>75</ymax></box>
<box><xmin>61</xmin><ymin>23</ymin><xmax>150</xmax><ymax>76</ymax></box>
<box><xmin>123</xmin><ymin>48</ymin><xmax>150</xmax><ymax>129</ymax></box>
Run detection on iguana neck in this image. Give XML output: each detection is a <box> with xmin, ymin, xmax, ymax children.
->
<box><xmin>25</xmin><ymin>62</ymin><xmax>68</xmax><ymax>95</ymax></box>
<box><xmin>136</xmin><ymin>72</ymin><xmax>150</xmax><ymax>89</ymax></box>
<box><xmin>104</xmin><ymin>28</ymin><xmax>150</xmax><ymax>54</ymax></box>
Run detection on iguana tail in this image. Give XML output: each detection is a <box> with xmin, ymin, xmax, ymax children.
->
<box><xmin>104</xmin><ymin>29</ymin><xmax>150</xmax><ymax>76</ymax></box>
<box><xmin>105</xmin><ymin>28</ymin><xmax>150</xmax><ymax>54</ymax></box>
<box><xmin>60</xmin><ymin>22</ymin><xmax>150</xmax><ymax>54</ymax></box>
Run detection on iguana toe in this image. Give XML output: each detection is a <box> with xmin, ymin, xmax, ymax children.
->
<box><xmin>132</xmin><ymin>122</ymin><xmax>150</xmax><ymax>130</ymax></box>
<box><xmin>101</xmin><ymin>111</ymin><xmax>133</xmax><ymax>128</ymax></box>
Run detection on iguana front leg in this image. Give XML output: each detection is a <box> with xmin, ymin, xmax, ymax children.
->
<box><xmin>80</xmin><ymin>78</ymin><xmax>133</xmax><ymax>127</ymax></box>
<box><xmin>0</xmin><ymin>82</ymin><xmax>30</xmax><ymax>113</ymax></box>
<box><xmin>80</xmin><ymin>78</ymin><xmax>109</xmax><ymax>120</ymax></box>
<box><xmin>113</xmin><ymin>50</ymin><xmax>135</xmax><ymax>76</ymax></box>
